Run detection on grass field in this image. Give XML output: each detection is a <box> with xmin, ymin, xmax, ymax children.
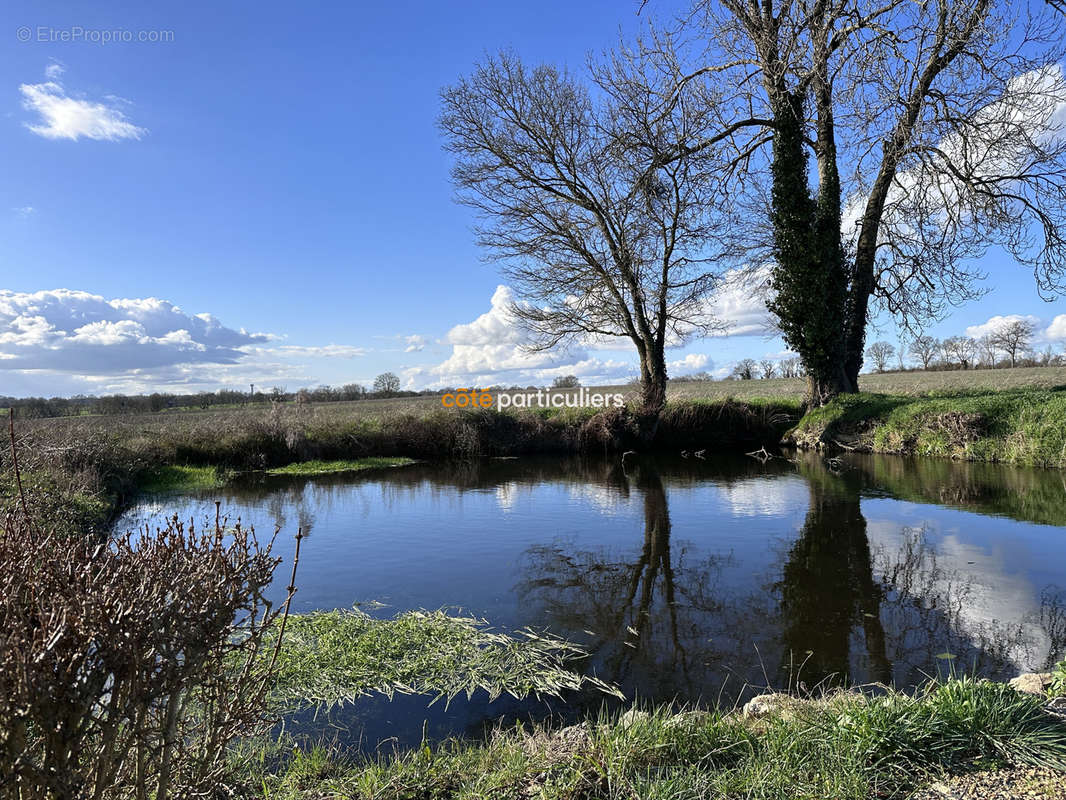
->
<box><xmin>18</xmin><ymin>365</ymin><xmax>1066</xmax><ymax>429</ymax></box>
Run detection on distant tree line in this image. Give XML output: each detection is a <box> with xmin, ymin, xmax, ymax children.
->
<box><xmin>707</xmin><ymin>320</ymin><xmax>1065</xmax><ymax>383</ymax></box>
<box><xmin>864</xmin><ymin>319</ymin><xmax>1065</xmax><ymax>374</ymax></box>
<box><xmin>1</xmin><ymin>375</ymin><xmax>400</xmax><ymax>420</ymax></box>
<box><xmin>0</xmin><ymin>371</ymin><xmax>595</xmax><ymax>419</ymax></box>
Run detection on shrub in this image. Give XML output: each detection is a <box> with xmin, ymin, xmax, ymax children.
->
<box><xmin>0</xmin><ymin>510</ymin><xmax>295</xmax><ymax>799</ymax></box>
<box><xmin>1052</xmin><ymin>661</ymin><xmax>1066</xmax><ymax>698</ymax></box>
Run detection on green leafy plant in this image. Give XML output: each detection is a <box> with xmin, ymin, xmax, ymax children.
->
<box><xmin>1051</xmin><ymin>661</ymin><xmax>1066</xmax><ymax>698</ymax></box>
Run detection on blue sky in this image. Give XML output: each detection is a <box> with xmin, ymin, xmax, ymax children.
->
<box><xmin>0</xmin><ymin>0</ymin><xmax>1064</xmax><ymax>397</ymax></box>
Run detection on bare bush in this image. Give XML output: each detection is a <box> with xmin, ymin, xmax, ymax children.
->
<box><xmin>0</xmin><ymin>508</ymin><xmax>297</xmax><ymax>799</ymax></box>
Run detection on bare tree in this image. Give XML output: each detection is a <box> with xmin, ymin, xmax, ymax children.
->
<box><xmin>978</xmin><ymin>334</ymin><xmax>1000</xmax><ymax>368</ymax></box>
<box><xmin>779</xmin><ymin>356</ymin><xmax>804</xmax><ymax>378</ymax></box>
<box><xmin>865</xmin><ymin>341</ymin><xmax>895</xmax><ymax>373</ymax></box>
<box><xmin>896</xmin><ymin>335</ymin><xmax>909</xmax><ymax>371</ymax></box>
<box><xmin>373</xmin><ymin>372</ymin><xmax>401</xmax><ymax>394</ymax></box>
<box><xmin>440</xmin><ymin>52</ymin><xmax>748</xmax><ymax>421</ymax></box>
<box><xmin>759</xmin><ymin>359</ymin><xmax>777</xmax><ymax>379</ymax></box>
<box><xmin>991</xmin><ymin>319</ymin><xmax>1036</xmax><ymax>367</ymax></box>
<box><xmin>942</xmin><ymin>336</ymin><xmax>978</xmax><ymax>369</ymax></box>
<box><xmin>909</xmin><ymin>335</ymin><xmax>940</xmax><ymax>370</ymax></box>
<box><xmin>732</xmin><ymin>358</ymin><xmax>757</xmax><ymax>380</ymax></box>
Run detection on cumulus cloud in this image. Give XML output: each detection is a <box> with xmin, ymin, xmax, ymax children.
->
<box><xmin>44</xmin><ymin>62</ymin><xmax>65</xmax><ymax>79</ymax></box>
<box><xmin>404</xmin><ymin>334</ymin><xmax>426</xmax><ymax>352</ymax></box>
<box><xmin>668</xmin><ymin>353</ymin><xmax>711</xmax><ymax>372</ymax></box>
<box><xmin>841</xmin><ymin>65</ymin><xmax>1066</xmax><ymax>250</ymax></box>
<box><xmin>963</xmin><ymin>314</ymin><xmax>1042</xmax><ymax>340</ymax></box>
<box><xmin>0</xmin><ymin>289</ymin><xmax>271</xmax><ymax>374</ymax></box>
<box><xmin>402</xmin><ymin>285</ymin><xmax>638</xmax><ymax>388</ymax></box>
<box><xmin>1047</xmin><ymin>314</ymin><xmax>1066</xmax><ymax>341</ymax></box>
<box><xmin>406</xmin><ymin>278</ymin><xmax>780</xmax><ymax>389</ymax></box>
<box><xmin>20</xmin><ymin>70</ymin><xmax>146</xmax><ymax>141</ymax></box>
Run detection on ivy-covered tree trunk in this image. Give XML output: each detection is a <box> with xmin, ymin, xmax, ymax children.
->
<box><xmin>765</xmin><ymin>90</ymin><xmax>854</xmax><ymax>407</ymax></box>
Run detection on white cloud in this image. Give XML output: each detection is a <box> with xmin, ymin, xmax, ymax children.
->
<box><xmin>402</xmin><ymin>285</ymin><xmax>639</xmax><ymax>388</ymax></box>
<box><xmin>44</xmin><ymin>62</ymin><xmax>65</xmax><ymax>79</ymax></box>
<box><xmin>668</xmin><ymin>353</ymin><xmax>711</xmax><ymax>372</ymax></box>
<box><xmin>704</xmin><ymin>268</ymin><xmax>774</xmax><ymax>338</ymax></box>
<box><xmin>404</xmin><ymin>334</ymin><xmax>426</xmax><ymax>352</ymax></box>
<box><xmin>445</xmin><ymin>286</ymin><xmax>525</xmax><ymax>347</ymax></box>
<box><xmin>0</xmin><ymin>289</ymin><xmax>270</xmax><ymax>374</ymax></box>
<box><xmin>963</xmin><ymin>314</ymin><xmax>1042</xmax><ymax>340</ymax></box>
<box><xmin>1046</xmin><ymin>314</ymin><xmax>1066</xmax><ymax>341</ymax></box>
<box><xmin>251</xmin><ymin>344</ymin><xmax>367</xmax><ymax>359</ymax></box>
<box><xmin>12</xmin><ymin>206</ymin><xmax>34</xmax><ymax>219</ymax></box>
<box><xmin>842</xmin><ymin>65</ymin><xmax>1066</xmax><ymax>249</ymax></box>
<box><xmin>405</xmin><ymin>279</ymin><xmax>780</xmax><ymax>390</ymax></box>
<box><xmin>20</xmin><ymin>73</ymin><xmax>146</xmax><ymax>141</ymax></box>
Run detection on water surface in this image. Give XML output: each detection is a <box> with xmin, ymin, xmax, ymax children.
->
<box><xmin>116</xmin><ymin>452</ymin><xmax>1066</xmax><ymax>751</ymax></box>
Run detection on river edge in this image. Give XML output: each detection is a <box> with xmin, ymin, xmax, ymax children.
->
<box><xmin>250</xmin><ymin>671</ymin><xmax>1066</xmax><ymax>800</ymax></box>
<box><xmin>9</xmin><ymin>388</ymin><xmax>1065</xmax><ymax>537</ymax></box>
<box><xmin>787</xmin><ymin>388</ymin><xmax>1066</xmax><ymax>469</ymax></box>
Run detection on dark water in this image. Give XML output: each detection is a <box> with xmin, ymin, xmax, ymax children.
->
<box><xmin>116</xmin><ymin>452</ymin><xmax>1066</xmax><ymax>752</ymax></box>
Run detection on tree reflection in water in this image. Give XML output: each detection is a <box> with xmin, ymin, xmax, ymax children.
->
<box><xmin>518</xmin><ymin>454</ymin><xmax>1065</xmax><ymax>706</ymax></box>
<box><xmin>776</xmin><ymin>461</ymin><xmax>892</xmax><ymax>689</ymax></box>
<box><xmin>517</xmin><ymin>459</ymin><xmax>766</xmax><ymax>702</ymax></box>
<box><xmin>117</xmin><ymin>453</ymin><xmax>1066</xmax><ymax>749</ymax></box>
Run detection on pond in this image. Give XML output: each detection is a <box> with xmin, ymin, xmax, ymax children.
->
<box><xmin>115</xmin><ymin>451</ymin><xmax>1066</xmax><ymax>752</ymax></box>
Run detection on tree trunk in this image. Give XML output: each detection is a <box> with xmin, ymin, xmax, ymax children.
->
<box><xmin>637</xmin><ymin>346</ymin><xmax>667</xmax><ymax>441</ymax></box>
<box><xmin>765</xmin><ymin>90</ymin><xmax>855</xmax><ymax>407</ymax></box>
<box><xmin>806</xmin><ymin>366</ymin><xmax>852</xmax><ymax>409</ymax></box>
<box><xmin>843</xmin><ymin>259</ymin><xmax>873</xmax><ymax>389</ymax></box>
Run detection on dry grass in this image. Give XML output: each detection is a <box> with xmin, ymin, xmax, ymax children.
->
<box><xmin>30</xmin><ymin>366</ymin><xmax>1066</xmax><ymax>428</ymax></box>
<box><xmin>666</xmin><ymin>365</ymin><xmax>1066</xmax><ymax>401</ymax></box>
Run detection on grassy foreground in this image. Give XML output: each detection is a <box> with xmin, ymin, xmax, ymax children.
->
<box><xmin>250</xmin><ymin>676</ymin><xmax>1066</xmax><ymax>800</ymax></box>
<box><xmin>789</xmin><ymin>388</ymin><xmax>1066</xmax><ymax>468</ymax></box>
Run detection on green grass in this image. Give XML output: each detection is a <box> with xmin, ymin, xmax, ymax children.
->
<box><xmin>248</xmin><ymin>676</ymin><xmax>1066</xmax><ymax>799</ymax></box>
<box><xmin>137</xmin><ymin>464</ymin><xmax>228</xmax><ymax>493</ymax></box>
<box><xmin>790</xmin><ymin>388</ymin><xmax>1066</xmax><ymax>468</ymax></box>
<box><xmin>264</xmin><ymin>457</ymin><xmax>416</xmax><ymax>476</ymax></box>
<box><xmin>269</xmin><ymin>608</ymin><xmax>620</xmax><ymax>709</ymax></box>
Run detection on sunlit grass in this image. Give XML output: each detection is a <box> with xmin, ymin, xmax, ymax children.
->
<box><xmin>268</xmin><ymin>608</ymin><xmax>621</xmax><ymax>709</ymax></box>
<box><xmin>137</xmin><ymin>464</ymin><xmax>228</xmax><ymax>493</ymax></box>
<box><xmin>249</xmin><ymin>675</ymin><xmax>1066</xmax><ymax>799</ymax></box>
<box><xmin>791</xmin><ymin>388</ymin><xmax>1066</xmax><ymax>467</ymax></box>
<box><xmin>264</xmin><ymin>457</ymin><xmax>416</xmax><ymax>476</ymax></box>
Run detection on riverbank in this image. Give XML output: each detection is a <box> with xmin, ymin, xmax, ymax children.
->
<box><xmin>788</xmin><ymin>388</ymin><xmax>1066</xmax><ymax>468</ymax></box>
<box><xmin>7</xmin><ymin>383</ymin><xmax>1066</xmax><ymax>538</ymax></box>
<box><xmin>4</xmin><ymin>398</ymin><xmax>797</xmax><ymax>533</ymax></box>
<box><xmin>250</xmin><ymin>674</ymin><xmax>1066</xmax><ymax>800</ymax></box>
